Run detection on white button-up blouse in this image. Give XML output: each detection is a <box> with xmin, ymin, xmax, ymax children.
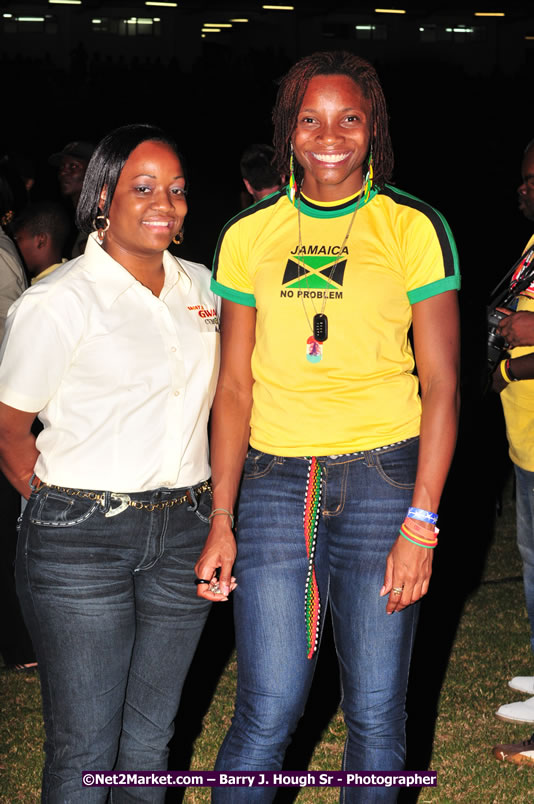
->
<box><xmin>0</xmin><ymin>233</ymin><xmax>220</xmax><ymax>492</ymax></box>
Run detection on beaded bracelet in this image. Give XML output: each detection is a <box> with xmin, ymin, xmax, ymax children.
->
<box><xmin>209</xmin><ymin>508</ymin><xmax>235</xmax><ymax>528</ymax></box>
<box><xmin>406</xmin><ymin>506</ymin><xmax>438</xmax><ymax>525</ymax></box>
<box><xmin>399</xmin><ymin>518</ymin><xmax>438</xmax><ymax>549</ymax></box>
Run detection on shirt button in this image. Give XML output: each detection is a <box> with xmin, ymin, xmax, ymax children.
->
<box><xmin>171</xmin><ymin>346</ymin><xmax>177</xmax><ymax>352</ymax></box>
<box><xmin>174</xmin><ymin>390</ymin><xmax>180</xmax><ymax>396</ymax></box>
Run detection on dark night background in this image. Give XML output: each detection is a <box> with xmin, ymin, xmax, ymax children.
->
<box><xmin>2</xmin><ymin>1</ymin><xmax>534</xmax><ymax>795</ymax></box>
<box><xmin>2</xmin><ymin>1</ymin><xmax>534</xmax><ymax>272</ymax></box>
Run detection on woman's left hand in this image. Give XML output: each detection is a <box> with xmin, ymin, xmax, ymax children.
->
<box><xmin>380</xmin><ymin>534</ymin><xmax>433</xmax><ymax>614</ymax></box>
<box><xmin>379</xmin><ymin>289</ymin><xmax>457</xmax><ymax>614</ymax></box>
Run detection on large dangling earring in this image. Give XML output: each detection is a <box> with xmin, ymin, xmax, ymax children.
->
<box><xmin>289</xmin><ymin>143</ymin><xmax>297</xmax><ymax>206</ymax></box>
<box><xmin>93</xmin><ymin>215</ymin><xmax>110</xmax><ymax>241</ymax></box>
<box><xmin>1</xmin><ymin>209</ymin><xmax>13</xmax><ymax>227</ymax></box>
<box><xmin>363</xmin><ymin>147</ymin><xmax>373</xmax><ymax>204</ymax></box>
<box><xmin>172</xmin><ymin>228</ymin><xmax>184</xmax><ymax>245</ymax></box>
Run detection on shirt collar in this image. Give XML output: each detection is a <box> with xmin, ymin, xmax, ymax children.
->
<box><xmin>83</xmin><ymin>232</ymin><xmax>191</xmax><ymax>307</ymax></box>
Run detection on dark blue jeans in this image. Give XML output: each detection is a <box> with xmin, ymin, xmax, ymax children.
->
<box><xmin>16</xmin><ymin>484</ymin><xmax>212</xmax><ymax>803</ymax></box>
<box><xmin>214</xmin><ymin>439</ymin><xmax>420</xmax><ymax>803</ymax></box>
<box><xmin>514</xmin><ymin>463</ymin><xmax>534</xmax><ymax>653</ymax></box>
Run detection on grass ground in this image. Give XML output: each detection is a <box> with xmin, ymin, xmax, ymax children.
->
<box><xmin>1</xmin><ymin>475</ymin><xmax>532</xmax><ymax>803</ymax></box>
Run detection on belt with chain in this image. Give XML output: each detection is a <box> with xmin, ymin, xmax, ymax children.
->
<box><xmin>42</xmin><ymin>480</ymin><xmax>211</xmax><ymax>518</ymax></box>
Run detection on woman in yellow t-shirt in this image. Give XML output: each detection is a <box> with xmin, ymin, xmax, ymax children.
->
<box><xmin>197</xmin><ymin>51</ymin><xmax>460</xmax><ymax>802</ymax></box>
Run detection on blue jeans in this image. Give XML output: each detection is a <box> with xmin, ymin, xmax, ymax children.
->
<box><xmin>514</xmin><ymin>463</ymin><xmax>534</xmax><ymax>653</ymax></box>
<box><xmin>16</xmin><ymin>484</ymin><xmax>212</xmax><ymax>803</ymax></box>
<box><xmin>214</xmin><ymin>439</ymin><xmax>420</xmax><ymax>804</ymax></box>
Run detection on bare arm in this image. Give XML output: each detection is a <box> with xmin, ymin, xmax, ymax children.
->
<box><xmin>0</xmin><ymin>401</ymin><xmax>40</xmax><ymax>498</ymax></box>
<box><xmin>382</xmin><ymin>290</ymin><xmax>460</xmax><ymax>613</ymax></box>
<box><xmin>194</xmin><ymin>299</ymin><xmax>256</xmax><ymax>600</ymax></box>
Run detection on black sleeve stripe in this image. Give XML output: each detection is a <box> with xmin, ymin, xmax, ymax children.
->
<box><xmin>379</xmin><ymin>185</ymin><xmax>458</xmax><ymax>280</ymax></box>
<box><xmin>211</xmin><ymin>189</ymin><xmax>285</xmax><ymax>281</ymax></box>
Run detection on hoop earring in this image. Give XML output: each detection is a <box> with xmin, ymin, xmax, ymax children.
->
<box><xmin>93</xmin><ymin>215</ymin><xmax>110</xmax><ymax>241</ymax></box>
<box><xmin>289</xmin><ymin>143</ymin><xmax>297</xmax><ymax>206</ymax></box>
<box><xmin>172</xmin><ymin>228</ymin><xmax>184</xmax><ymax>245</ymax></box>
<box><xmin>362</xmin><ymin>147</ymin><xmax>373</xmax><ymax>204</ymax></box>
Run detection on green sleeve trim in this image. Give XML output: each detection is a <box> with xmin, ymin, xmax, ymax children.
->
<box><xmin>383</xmin><ymin>185</ymin><xmax>460</xmax><ymax>283</ymax></box>
<box><xmin>408</xmin><ymin>274</ymin><xmax>461</xmax><ymax>304</ymax></box>
<box><xmin>210</xmin><ymin>278</ymin><xmax>256</xmax><ymax>307</ymax></box>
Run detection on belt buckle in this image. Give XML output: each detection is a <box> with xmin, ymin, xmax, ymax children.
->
<box><xmin>105</xmin><ymin>492</ymin><xmax>131</xmax><ymax>518</ymax></box>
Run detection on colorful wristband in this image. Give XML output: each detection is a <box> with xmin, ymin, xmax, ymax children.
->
<box><xmin>400</xmin><ymin>518</ymin><xmax>439</xmax><ymax>548</ymax></box>
<box><xmin>400</xmin><ymin>531</ymin><xmax>438</xmax><ymax>549</ymax></box>
<box><xmin>407</xmin><ymin>506</ymin><xmax>438</xmax><ymax>525</ymax></box>
<box><xmin>402</xmin><ymin>518</ymin><xmax>439</xmax><ymax>538</ymax></box>
<box><xmin>500</xmin><ymin>359</ymin><xmax>512</xmax><ymax>384</ymax></box>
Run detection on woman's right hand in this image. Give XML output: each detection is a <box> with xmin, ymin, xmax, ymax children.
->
<box><xmin>194</xmin><ymin>520</ymin><xmax>237</xmax><ymax>602</ymax></box>
<box><xmin>195</xmin><ymin>300</ymin><xmax>255</xmax><ymax>602</ymax></box>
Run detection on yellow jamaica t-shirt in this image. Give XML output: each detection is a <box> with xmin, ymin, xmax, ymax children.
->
<box><xmin>212</xmin><ymin>185</ymin><xmax>460</xmax><ymax>456</ymax></box>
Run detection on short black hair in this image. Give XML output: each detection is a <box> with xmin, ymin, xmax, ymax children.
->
<box><xmin>240</xmin><ymin>144</ymin><xmax>281</xmax><ymax>192</ymax></box>
<box><xmin>76</xmin><ymin>124</ymin><xmax>182</xmax><ymax>235</ymax></box>
<box><xmin>272</xmin><ymin>50</ymin><xmax>394</xmax><ymax>191</ymax></box>
<box><xmin>13</xmin><ymin>201</ymin><xmax>71</xmax><ymax>251</ymax></box>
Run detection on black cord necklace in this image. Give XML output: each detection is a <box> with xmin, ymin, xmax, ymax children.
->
<box><xmin>296</xmin><ymin>187</ymin><xmax>364</xmax><ymax>363</ymax></box>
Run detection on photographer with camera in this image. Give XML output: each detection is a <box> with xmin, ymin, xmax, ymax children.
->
<box><xmin>492</xmin><ymin>140</ymin><xmax>534</xmax><ymax>765</ymax></box>
<box><xmin>492</xmin><ymin>309</ymin><xmax>534</xmax><ymax>393</ymax></box>
<box><xmin>496</xmin><ymin>310</ymin><xmax>534</xmax><ymax>353</ymax></box>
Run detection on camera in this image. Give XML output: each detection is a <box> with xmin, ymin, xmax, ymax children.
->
<box><xmin>487</xmin><ymin>243</ymin><xmax>534</xmax><ymax>372</ymax></box>
<box><xmin>487</xmin><ymin>308</ymin><xmax>510</xmax><ymax>372</ymax></box>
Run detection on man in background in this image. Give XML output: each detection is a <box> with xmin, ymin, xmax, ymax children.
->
<box><xmin>240</xmin><ymin>143</ymin><xmax>283</xmax><ymax>206</ymax></box>
<box><xmin>493</xmin><ymin>139</ymin><xmax>534</xmax><ymax>765</ymax></box>
<box><xmin>49</xmin><ymin>140</ymin><xmax>94</xmax><ymax>256</ymax></box>
<box><xmin>13</xmin><ymin>201</ymin><xmax>70</xmax><ymax>284</ymax></box>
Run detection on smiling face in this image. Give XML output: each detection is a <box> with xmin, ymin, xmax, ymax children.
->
<box><xmin>518</xmin><ymin>145</ymin><xmax>534</xmax><ymax>222</ymax></box>
<box><xmin>101</xmin><ymin>140</ymin><xmax>187</xmax><ymax>265</ymax></box>
<box><xmin>292</xmin><ymin>74</ymin><xmax>372</xmax><ymax>203</ymax></box>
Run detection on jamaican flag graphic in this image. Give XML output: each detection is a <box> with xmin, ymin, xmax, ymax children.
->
<box><xmin>282</xmin><ymin>255</ymin><xmax>347</xmax><ymax>291</ymax></box>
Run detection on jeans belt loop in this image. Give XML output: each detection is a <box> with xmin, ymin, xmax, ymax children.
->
<box><xmin>364</xmin><ymin>450</ymin><xmax>376</xmax><ymax>468</ymax></box>
<box><xmin>186</xmin><ymin>485</ymin><xmax>199</xmax><ymax>512</ymax></box>
<box><xmin>101</xmin><ymin>490</ymin><xmax>111</xmax><ymax>515</ymax></box>
<box><xmin>29</xmin><ymin>473</ymin><xmax>42</xmax><ymax>492</ymax></box>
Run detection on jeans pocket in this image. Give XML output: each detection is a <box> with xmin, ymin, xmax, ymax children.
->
<box><xmin>29</xmin><ymin>489</ymin><xmax>101</xmax><ymax>528</ymax></box>
<box><xmin>373</xmin><ymin>439</ymin><xmax>418</xmax><ymax>490</ymax></box>
<box><xmin>243</xmin><ymin>448</ymin><xmax>280</xmax><ymax>480</ymax></box>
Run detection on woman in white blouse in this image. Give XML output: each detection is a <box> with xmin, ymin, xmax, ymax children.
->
<box><xmin>0</xmin><ymin>124</ymin><xmax>222</xmax><ymax>802</ymax></box>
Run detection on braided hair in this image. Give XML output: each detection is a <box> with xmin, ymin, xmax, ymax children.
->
<box><xmin>273</xmin><ymin>51</ymin><xmax>394</xmax><ymax>191</ymax></box>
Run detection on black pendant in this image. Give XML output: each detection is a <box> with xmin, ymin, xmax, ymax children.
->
<box><xmin>313</xmin><ymin>313</ymin><xmax>328</xmax><ymax>342</ymax></box>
